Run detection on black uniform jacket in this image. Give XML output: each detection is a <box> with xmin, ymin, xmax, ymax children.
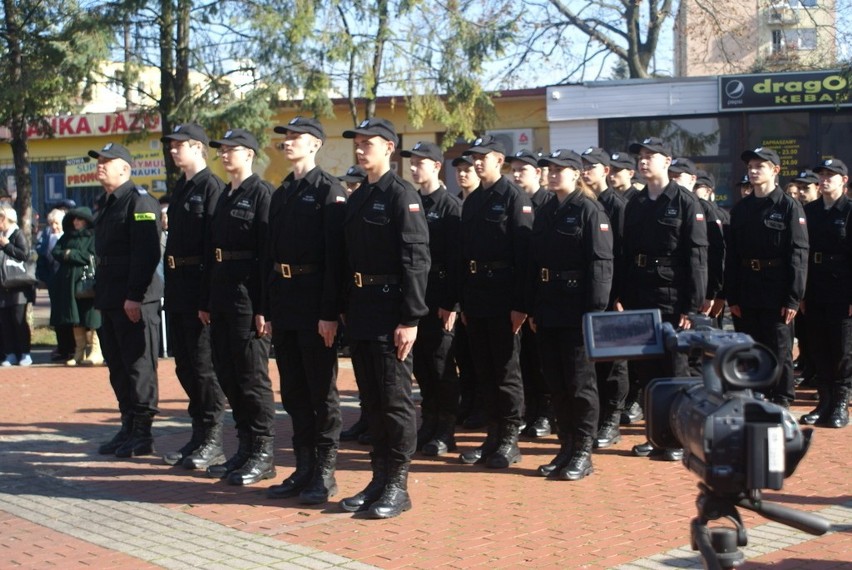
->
<box><xmin>460</xmin><ymin>175</ymin><xmax>534</xmax><ymax>318</ymax></box>
<box><xmin>164</xmin><ymin>167</ymin><xmax>224</xmax><ymax>312</ymax></box>
<box><xmin>264</xmin><ymin>166</ymin><xmax>347</xmax><ymax>330</ymax></box>
<box><xmin>701</xmin><ymin>198</ymin><xmax>726</xmax><ymax>301</ymax></box>
<box><xmin>804</xmin><ymin>194</ymin><xmax>852</xmax><ymax>309</ymax></box>
<box><xmin>528</xmin><ymin>190</ymin><xmax>613</xmax><ymax>328</ymax></box>
<box><xmin>620</xmin><ymin>181</ymin><xmax>708</xmax><ymax>316</ymax></box>
<box><xmin>724</xmin><ymin>187</ymin><xmax>808</xmax><ymax>310</ymax></box>
<box><xmin>597</xmin><ymin>186</ymin><xmax>626</xmax><ymax>307</ymax></box>
<box><xmin>529</xmin><ymin>187</ymin><xmax>551</xmax><ymax>211</ymax></box>
<box><xmin>94</xmin><ymin>180</ymin><xmax>163</xmax><ymax>310</ymax></box>
<box><xmin>421</xmin><ymin>185</ymin><xmax>462</xmax><ymax>313</ymax></box>
<box><xmin>201</xmin><ymin>173</ymin><xmax>272</xmax><ymax>315</ymax></box>
<box><xmin>343</xmin><ymin>169</ymin><xmax>430</xmax><ymax>340</ymax></box>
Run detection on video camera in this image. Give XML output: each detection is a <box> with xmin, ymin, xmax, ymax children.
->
<box><xmin>583</xmin><ymin>309</ymin><xmax>831</xmax><ymax>570</ymax></box>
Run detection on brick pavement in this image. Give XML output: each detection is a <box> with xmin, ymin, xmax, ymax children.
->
<box><xmin>0</xmin><ymin>345</ymin><xmax>850</xmax><ymax>569</ymax></box>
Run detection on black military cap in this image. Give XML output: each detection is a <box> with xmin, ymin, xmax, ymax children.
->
<box><xmin>669</xmin><ymin>157</ymin><xmax>698</xmax><ymax>176</ymax></box>
<box><xmin>463</xmin><ymin>134</ymin><xmax>507</xmax><ymax>156</ymax></box>
<box><xmin>608</xmin><ymin>151</ymin><xmax>636</xmax><ymax>171</ymax></box>
<box><xmin>507</xmin><ymin>149</ymin><xmax>540</xmax><ymax>167</ymax></box>
<box><xmin>274</xmin><ymin>116</ymin><xmax>326</xmax><ymax>142</ymax></box>
<box><xmin>629</xmin><ymin>137</ymin><xmax>672</xmax><ymax>157</ymax></box>
<box><xmin>88</xmin><ymin>142</ymin><xmax>133</xmax><ymax>164</ymax></box>
<box><xmin>161</xmin><ymin>123</ymin><xmax>209</xmax><ymax>145</ymax></box>
<box><xmin>813</xmin><ymin>158</ymin><xmax>848</xmax><ymax>176</ymax></box>
<box><xmin>695</xmin><ymin>169</ymin><xmax>715</xmax><ymax>189</ymax></box>
<box><xmin>401</xmin><ymin>141</ymin><xmax>443</xmax><ymax>162</ymax></box>
<box><xmin>740</xmin><ymin>147</ymin><xmax>780</xmax><ymax>166</ymax></box>
<box><xmin>538</xmin><ymin>149</ymin><xmax>582</xmax><ymax>170</ymax></box>
<box><xmin>451</xmin><ymin>155</ymin><xmax>475</xmax><ymax>167</ymax></box>
<box><xmin>581</xmin><ymin>147</ymin><xmax>611</xmax><ymax>167</ymax></box>
<box><xmin>209</xmin><ymin>128</ymin><xmax>260</xmax><ymax>154</ymax></box>
<box><xmin>792</xmin><ymin>169</ymin><xmax>819</xmax><ymax>184</ymax></box>
<box><xmin>339</xmin><ymin>164</ymin><xmax>367</xmax><ymax>183</ymax></box>
<box><xmin>343</xmin><ymin>117</ymin><xmax>399</xmax><ymax>146</ymax></box>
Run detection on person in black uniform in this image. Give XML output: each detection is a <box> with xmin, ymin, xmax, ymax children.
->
<box><xmin>530</xmin><ymin>149</ymin><xmax>613</xmax><ymax>480</ymax></box>
<box><xmin>339</xmin><ymin>164</ymin><xmax>367</xmax><ymax>196</ymax></box>
<box><xmin>507</xmin><ymin>149</ymin><xmax>551</xmax><ymax>439</ymax></box>
<box><xmin>159</xmin><ymin>124</ymin><xmax>227</xmax><ymax>469</ymax></box>
<box><xmin>724</xmin><ymin>147</ymin><xmax>808</xmax><ymax>410</ymax></box>
<box><xmin>90</xmin><ymin>142</ymin><xmax>163</xmax><ymax>458</ymax></box>
<box><xmin>401</xmin><ymin>141</ymin><xmax>461</xmax><ymax>456</ymax></box>
<box><xmin>579</xmin><ymin>147</ymin><xmax>629</xmax><ymax>448</ymax></box>
<box><xmin>458</xmin><ymin>135</ymin><xmax>534</xmax><ymax>469</ymax></box>
<box><xmin>200</xmin><ymin>129</ymin><xmax>276</xmax><ymax>486</ymax></box>
<box><xmin>800</xmin><ymin>158</ymin><xmax>851</xmax><ymax>428</ymax></box>
<box><xmin>264</xmin><ymin>117</ymin><xmax>347</xmax><ymax>504</ymax></box>
<box><xmin>618</xmin><ymin>137</ymin><xmax>708</xmax><ymax>461</ymax></box>
<box><xmin>338</xmin><ymin>118</ymin><xmax>430</xmax><ymax>519</ymax></box>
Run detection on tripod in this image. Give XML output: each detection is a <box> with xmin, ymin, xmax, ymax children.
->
<box><xmin>690</xmin><ymin>483</ymin><xmax>832</xmax><ymax>570</ymax></box>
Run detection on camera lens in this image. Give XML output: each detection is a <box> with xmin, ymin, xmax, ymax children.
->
<box><xmin>734</xmin><ymin>354</ymin><xmax>760</xmax><ymax>377</ymax></box>
<box><xmin>715</xmin><ymin>344</ymin><xmax>779</xmax><ymax>390</ymax></box>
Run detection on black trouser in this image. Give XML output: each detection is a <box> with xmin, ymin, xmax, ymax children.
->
<box><xmin>464</xmin><ymin>315</ymin><xmax>524</xmax><ymax>427</ymax></box>
<box><xmin>0</xmin><ymin>304</ymin><xmax>30</xmax><ymax>357</ymax></box>
<box><xmin>99</xmin><ymin>304</ymin><xmax>160</xmax><ymax>417</ymax></box>
<box><xmin>210</xmin><ymin>311</ymin><xmax>275</xmax><ymax>437</ymax></box>
<box><xmin>805</xmin><ymin>304</ymin><xmax>852</xmax><ymax>391</ymax></box>
<box><xmin>520</xmin><ymin>321</ymin><xmax>548</xmax><ymax>419</ymax></box>
<box><xmin>595</xmin><ymin>360</ymin><xmax>629</xmax><ymax>416</ymax></box>
<box><xmin>794</xmin><ymin>311</ymin><xmax>815</xmax><ymax>374</ymax></box>
<box><xmin>453</xmin><ymin>319</ymin><xmax>481</xmax><ymax>412</ymax></box>
<box><xmin>536</xmin><ymin>326</ymin><xmax>598</xmax><ymax>440</ymax></box>
<box><xmin>273</xmin><ymin>328</ymin><xmax>341</xmax><ymax>450</ymax></box>
<box><xmin>56</xmin><ymin>324</ymin><xmax>75</xmax><ymax>355</ymax></box>
<box><xmin>736</xmin><ymin>306</ymin><xmax>795</xmax><ymax>404</ymax></box>
<box><xmin>413</xmin><ymin>312</ymin><xmax>459</xmax><ymax>419</ymax></box>
<box><xmin>168</xmin><ymin>311</ymin><xmax>225</xmax><ymax>427</ymax></box>
<box><xmin>350</xmin><ymin>338</ymin><xmax>417</xmax><ymax>464</ymax></box>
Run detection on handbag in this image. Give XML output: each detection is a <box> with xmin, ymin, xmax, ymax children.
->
<box><xmin>75</xmin><ymin>255</ymin><xmax>96</xmax><ymax>299</ymax></box>
<box><xmin>0</xmin><ymin>248</ymin><xmax>38</xmax><ymax>289</ymax></box>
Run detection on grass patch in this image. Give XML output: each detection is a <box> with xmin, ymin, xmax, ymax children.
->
<box><xmin>31</xmin><ymin>326</ymin><xmax>57</xmax><ymax>348</ymax></box>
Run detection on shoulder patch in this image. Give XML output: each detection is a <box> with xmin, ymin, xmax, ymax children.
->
<box><xmin>135</xmin><ymin>186</ymin><xmax>148</xmax><ymax>195</ymax></box>
<box><xmin>134</xmin><ymin>212</ymin><xmax>157</xmax><ymax>222</ymax></box>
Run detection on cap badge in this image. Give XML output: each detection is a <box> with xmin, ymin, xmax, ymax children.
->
<box><xmin>224</xmin><ymin>130</ymin><xmax>233</xmax><ymax>138</ymax></box>
<box><xmin>611</xmin><ymin>153</ymin><xmax>620</xmax><ymax>160</ymax></box>
<box><xmin>584</xmin><ymin>147</ymin><xmax>593</xmax><ymax>154</ymax></box>
<box><xmin>289</xmin><ymin>118</ymin><xmax>299</xmax><ymax>125</ymax></box>
<box><xmin>359</xmin><ymin>119</ymin><xmax>370</xmax><ymax>128</ymax></box>
<box><xmin>515</xmin><ymin>151</ymin><xmax>523</xmax><ymax>157</ymax></box>
<box><xmin>414</xmin><ymin>142</ymin><xmax>422</xmax><ymax>150</ymax></box>
<box><xmin>826</xmin><ymin>159</ymin><xmax>833</xmax><ymax>165</ymax></box>
<box><xmin>103</xmin><ymin>143</ymin><xmax>113</xmax><ymax>150</ymax></box>
<box><xmin>755</xmin><ymin>147</ymin><xmax>763</xmax><ymax>152</ymax></box>
<box><xmin>473</xmin><ymin>137</ymin><xmax>483</xmax><ymax>146</ymax></box>
<box><xmin>174</xmin><ymin>125</ymin><xmax>182</xmax><ymax>132</ymax></box>
<box><xmin>552</xmin><ymin>150</ymin><xmax>561</xmax><ymax>157</ymax></box>
<box><xmin>643</xmin><ymin>138</ymin><xmax>652</xmax><ymax>144</ymax></box>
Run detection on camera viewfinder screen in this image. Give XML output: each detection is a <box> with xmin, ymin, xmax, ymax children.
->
<box><xmin>593</xmin><ymin>313</ymin><xmax>657</xmax><ymax>348</ymax></box>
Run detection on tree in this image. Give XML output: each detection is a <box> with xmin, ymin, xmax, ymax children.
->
<box><xmin>0</xmin><ymin>0</ymin><xmax>109</xmax><ymax>238</ymax></box>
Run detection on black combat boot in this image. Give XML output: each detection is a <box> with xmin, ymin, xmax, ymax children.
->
<box><xmin>98</xmin><ymin>413</ymin><xmax>132</xmax><ymax>455</ymax></box>
<box><xmin>299</xmin><ymin>447</ymin><xmax>339</xmax><ymax>505</ymax></box>
<box><xmin>207</xmin><ymin>430</ymin><xmax>252</xmax><ymax>479</ymax></box>
<box><xmin>267</xmin><ymin>446</ymin><xmax>315</xmax><ymax>498</ymax></box>
<box><xmin>368</xmin><ymin>461</ymin><xmax>412</xmax><ymax>519</ymax></box>
<box><xmin>183</xmin><ymin>423</ymin><xmax>226</xmax><ymax>470</ymax></box>
<box><xmin>340</xmin><ymin>453</ymin><xmax>387</xmax><ymax>512</ymax></box>
<box><xmin>340</xmin><ymin>411</ymin><xmax>368</xmax><ymax>442</ymax></box>
<box><xmin>538</xmin><ymin>434</ymin><xmax>573</xmax><ymax>477</ymax></box>
<box><xmin>620</xmin><ymin>399</ymin><xmax>644</xmax><ymax>425</ymax></box>
<box><xmin>800</xmin><ymin>386</ymin><xmax>832</xmax><ymax>426</ymax></box>
<box><xmin>459</xmin><ymin>423</ymin><xmax>499</xmax><ymax>464</ymax></box>
<box><xmin>594</xmin><ymin>410</ymin><xmax>622</xmax><ymax>449</ymax></box>
<box><xmin>228</xmin><ymin>435</ymin><xmax>276</xmax><ymax>485</ymax></box>
<box><xmin>422</xmin><ymin>413</ymin><xmax>457</xmax><ymax>456</ymax></box>
<box><xmin>416</xmin><ymin>413</ymin><xmax>438</xmax><ymax>451</ymax></box>
<box><xmin>163</xmin><ymin>420</ymin><xmax>203</xmax><ymax>466</ymax></box>
<box><xmin>485</xmin><ymin>424</ymin><xmax>521</xmax><ymax>469</ymax></box>
<box><xmin>559</xmin><ymin>436</ymin><xmax>594</xmax><ymax>481</ymax></box>
<box><xmin>828</xmin><ymin>387</ymin><xmax>849</xmax><ymax>429</ymax></box>
<box><xmin>115</xmin><ymin>415</ymin><xmax>155</xmax><ymax>458</ymax></box>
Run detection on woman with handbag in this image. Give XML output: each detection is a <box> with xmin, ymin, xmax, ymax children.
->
<box><xmin>0</xmin><ymin>206</ymin><xmax>35</xmax><ymax>366</ymax></box>
<box><xmin>51</xmin><ymin>207</ymin><xmax>102</xmax><ymax>366</ymax></box>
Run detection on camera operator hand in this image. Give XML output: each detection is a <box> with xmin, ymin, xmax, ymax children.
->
<box><xmin>781</xmin><ymin>307</ymin><xmax>797</xmax><ymax>325</ymax></box>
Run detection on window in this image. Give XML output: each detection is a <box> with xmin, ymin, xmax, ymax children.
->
<box><xmin>784</xmin><ymin>28</ymin><xmax>817</xmax><ymax>50</ymax></box>
<box><xmin>772</xmin><ymin>30</ymin><xmax>784</xmax><ymax>54</ymax></box>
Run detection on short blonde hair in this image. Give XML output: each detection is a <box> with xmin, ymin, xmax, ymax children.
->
<box><xmin>47</xmin><ymin>208</ymin><xmax>65</xmax><ymax>225</ymax></box>
<box><xmin>0</xmin><ymin>205</ymin><xmax>17</xmax><ymax>223</ymax></box>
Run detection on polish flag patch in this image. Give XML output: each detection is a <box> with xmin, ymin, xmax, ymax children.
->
<box><xmin>409</xmin><ymin>203</ymin><xmax>420</xmax><ymax>213</ymax></box>
<box><xmin>799</xmin><ymin>217</ymin><xmax>806</xmax><ymax>225</ymax></box>
<box><xmin>335</xmin><ymin>196</ymin><xmax>346</xmax><ymax>203</ymax></box>
<box><xmin>600</xmin><ymin>223</ymin><xmax>609</xmax><ymax>232</ymax></box>
<box><xmin>696</xmin><ymin>213</ymin><xmax>705</xmax><ymax>221</ymax></box>
<box><xmin>522</xmin><ymin>205</ymin><xmax>533</xmax><ymax>214</ymax></box>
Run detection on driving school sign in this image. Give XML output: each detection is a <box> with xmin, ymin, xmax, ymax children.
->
<box><xmin>719</xmin><ymin>70</ymin><xmax>851</xmax><ymax>112</ymax></box>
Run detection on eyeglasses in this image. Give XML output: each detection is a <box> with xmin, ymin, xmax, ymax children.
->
<box><xmin>217</xmin><ymin>146</ymin><xmax>246</xmax><ymax>156</ymax></box>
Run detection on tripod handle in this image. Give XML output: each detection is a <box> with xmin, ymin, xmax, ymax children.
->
<box><xmin>741</xmin><ymin>499</ymin><xmax>832</xmax><ymax>536</ymax></box>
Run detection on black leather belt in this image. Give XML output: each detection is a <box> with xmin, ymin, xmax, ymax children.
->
<box><xmin>468</xmin><ymin>260</ymin><xmax>511</xmax><ymax>274</ymax></box>
<box><xmin>353</xmin><ymin>272</ymin><xmax>400</xmax><ymax>288</ymax></box>
<box><xmin>633</xmin><ymin>254</ymin><xmax>674</xmax><ymax>268</ymax></box>
<box><xmin>540</xmin><ymin>268</ymin><xmax>584</xmax><ymax>283</ymax></box>
<box><xmin>214</xmin><ymin>249</ymin><xmax>255</xmax><ymax>262</ymax></box>
<box><xmin>96</xmin><ymin>255</ymin><xmax>130</xmax><ymax>267</ymax></box>
<box><xmin>812</xmin><ymin>252</ymin><xmax>847</xmax><ymax>265</ymax></box>
<box><xmin>273</xmin><ymin>263</ymin><xmax>319</xmax><ymax>278</ymax></box>
<box><xmin>741</xmin><ymin>258</ymin><xmax>782</xmax><ymax>271</ymax></box>
<box><xmin>165</xmin><ymin>255</ymin><xmax>201</xmax><ymax>269</ymax></box>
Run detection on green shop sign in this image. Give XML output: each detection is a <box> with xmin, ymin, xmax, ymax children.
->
<box><xmin>719</xmin><ymin>71</ymin><xmax>851</xmax><ymax>112</ymax></box>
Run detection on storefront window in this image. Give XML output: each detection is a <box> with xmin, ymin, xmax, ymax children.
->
<box><xmin>817</xmin><ymin>113</ymin><xmax>852</xmax><ymax>162</ymax></box>
<box><xmin>747</xmin><ymin>112</ymin><xmax>809</xmax><ymax>178</ymax></box>
<box><xmin>603</xmin><ymin>116</ymin><xmax>736</xmax><ymax>158</ymax></box>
